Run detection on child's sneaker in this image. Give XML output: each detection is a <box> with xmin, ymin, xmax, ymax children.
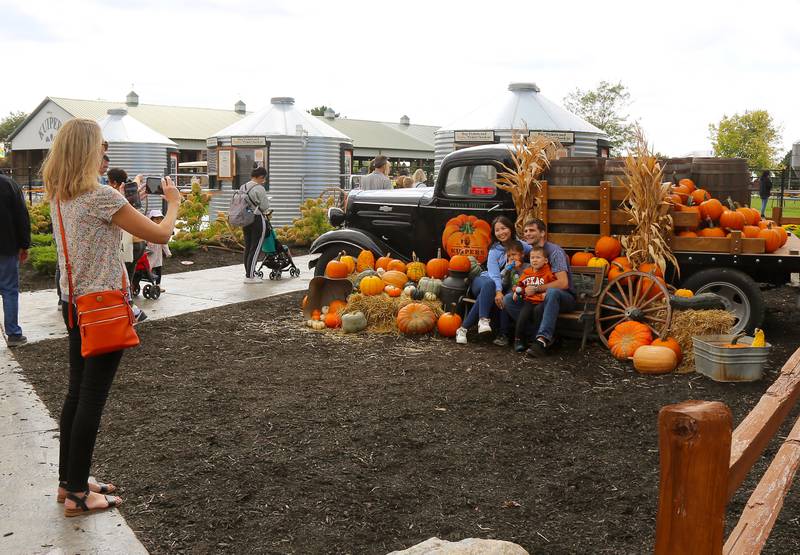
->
<box><xmin>514</xmin><ymin>340</ymin><xmax>527</xmax><ymax>353</ymax></box>
<box><xmin>455</xmin><ymin>327</ymin><xmax>468</xmax><ymax>344</ymax></box>
<box><xmin>478</xmin><ymin>318</ymin><xmax>492</xmax><ymax>334</ymax></box>
<box><xmin>492</xmin><ymin>335</ymin><xmax>510</xmax><ymax>347</ymax></box>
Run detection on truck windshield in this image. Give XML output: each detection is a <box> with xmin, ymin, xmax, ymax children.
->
<box><xmin>443</xmin><ymin>164</ymin><xmax>498</xmax><ymax>198</ymax></box>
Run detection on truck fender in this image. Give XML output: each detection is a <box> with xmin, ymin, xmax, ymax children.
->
<box><xmin>308</xmin><ymin>229</ymin><xmax>398</xmax><ymax>269</ymax></box>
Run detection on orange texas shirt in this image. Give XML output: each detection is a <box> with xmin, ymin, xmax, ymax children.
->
<box><xmin>518</xmin><ymin>263</ymin><xmax>556</xmax><ymax>304</ymax></box>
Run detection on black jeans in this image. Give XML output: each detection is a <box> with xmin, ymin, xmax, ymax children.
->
<box><xmin>243</xmin><ymin>214</ymin><xmax>266</xmax><ymax>278</ymax></box>
<box><xmin>59</xmin><ymin>303</ymin><xmax>123</xmax><ymax>492</ymax></box>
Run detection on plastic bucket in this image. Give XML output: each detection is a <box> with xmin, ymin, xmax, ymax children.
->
<box><xmin>692</xmin><ymin>334</ymin><xmax>771</xmax><ymax>382</ymax></box>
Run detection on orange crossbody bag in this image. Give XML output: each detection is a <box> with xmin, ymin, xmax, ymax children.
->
<box><xmin>57</xmin><ymin>200</ymin><xmax>140</xmax><ymax>358</ymax></box>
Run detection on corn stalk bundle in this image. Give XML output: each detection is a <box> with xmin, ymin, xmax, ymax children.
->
<box><xmin>619</xmin><ymin>129</ymin><xmax>679</xmax><ymax>275</ymax></box>
<box><xmin>494</xmin><ymin>132</ymin><xmax>561</xmax><ymax>235</ymax></box>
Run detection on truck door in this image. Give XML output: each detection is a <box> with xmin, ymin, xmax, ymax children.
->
<box><xmin>418</xmin><ymin>162</ymin><xmax>516</xmax><ymax>264</ymax></box>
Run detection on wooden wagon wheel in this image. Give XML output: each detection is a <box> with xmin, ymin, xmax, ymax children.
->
<box><xmin>595</xmin><ymin>270</ymin><xmax>673</xmax><ymax>347</ymax></box>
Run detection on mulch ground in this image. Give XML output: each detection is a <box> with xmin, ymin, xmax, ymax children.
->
<box><xmin>12</xmin><ymin>287</ymin><xmax>800</xmax><ymax>554</ymax></box>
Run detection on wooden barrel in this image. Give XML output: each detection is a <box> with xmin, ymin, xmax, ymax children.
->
<box><xmin>546</xmin><ymin>157</ymin><xmax>605</xmax><ymax>235</ymax></box>
<box><xmin>691</xmin><ymin>158</ymin><xmax>751</xmax><ymax>206</ymax></box>
<box><xmin>662</xmin><ymin>157</ymin><xmax>693</xmax><ymax>186</ymax></box>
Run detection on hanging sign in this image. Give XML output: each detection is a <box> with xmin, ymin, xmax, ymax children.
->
<box><xmin>529</xmin><ymin>130</ymin><xmax>575</xmax><ymax>145</ymax></box>
<box><xmin>206</xmin><ymin>137</ymin><xmax>219</xmax><ymax>148</ymax></box>
<box><xmin>454</xmin><ymin>131</ymin><xmax>495</xmax><ymax>143</ymax></box>
<box><xmin>231</xmin><ymin>136</ymin><xmax>267</xmax><ymax>147</ymax></box>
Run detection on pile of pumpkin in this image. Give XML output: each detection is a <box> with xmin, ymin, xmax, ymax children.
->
<box><xmin>669</xmin><ymin>178</ymin><xmax>790</xmax><ymax>252</ymax></box>
<box><xmin>304</xmin><ymin>249</ymin><xmax>467</xmax><ymax>337</ymax></box>
<box><xmin>606</xmin><ymin>321</ymin><xmax>683</xmax><ymax>374</ymax></box>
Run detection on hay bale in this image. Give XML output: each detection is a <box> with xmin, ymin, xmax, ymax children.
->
<box><xmin>670</xmin><ymin>309</ymin><xmax>735</xmax><ymax>373</ymax></box>
<box><xmin>343</xmin><ymin>293</ymin><xmax>444</xmax><ymax>334</ymax></box>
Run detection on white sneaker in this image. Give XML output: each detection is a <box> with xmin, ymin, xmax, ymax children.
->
<box><xmin>478</xmin><ymin>318</ymin><xmax>492</xmax><ymax>334</ymax></box>
<box><xmin>456</xmin><ymin>327</ymin><xmax>468</xmax><ymax>344</ymax></box>
<box><xmin>243</xmin><ymin>276</ymin><xmax>262</xmax><ymax>284</ymax></box>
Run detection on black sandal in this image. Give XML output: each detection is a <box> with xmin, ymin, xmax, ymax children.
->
<box><xmin>64</xmin><ymin>490</ymin><xmax>121</xmax><ymax>517</ymax></box>
<box><xmin>57</xmin><ymin>480</ymin><xmax>117</xmax><ymax>503</ymax></box>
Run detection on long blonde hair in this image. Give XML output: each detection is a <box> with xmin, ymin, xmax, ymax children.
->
<box><xmin>42</xmin><ymin>119</ymin><xmax>103</xmax><ymax>201</ymax></box>
<box><xmin>412</xmin><ymin>168</ymin><xmax>427</xmax><ymax>184</ymax></box>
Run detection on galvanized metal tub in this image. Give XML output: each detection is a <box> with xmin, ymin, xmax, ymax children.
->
<box><xmin>692</xmin><ymin>334</ymin><xmax>771</xmax><ymax>382</ymax></box>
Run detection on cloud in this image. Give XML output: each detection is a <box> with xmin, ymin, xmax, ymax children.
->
<box><xmin>0</xmin><ymin>5</ymin><xmax>58</xmax><ymax>42</ymax></box>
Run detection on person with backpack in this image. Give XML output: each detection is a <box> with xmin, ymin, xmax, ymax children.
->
<box><xmin>231</xmin><ymin>167</ymin><xmax>270</xmax><ymax>283</ymax></box>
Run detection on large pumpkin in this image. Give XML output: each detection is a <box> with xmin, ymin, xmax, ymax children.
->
<box><xmin>396</xmin><ymin>303</ymin><xmax>437</xmax><ymax>335</ymax></box>
<box><xmin>758</xmin><ymin>225</ymin><xmax>781</xmax><ymax>253</ymax></box>
<box><xmin>387</xmin><ymin>259</ymin><xmax>407</xmax><ymax>273</ymax></box>
<box><xmin>406</xmin><ymin>252</ymin><xmax>427</xmax><ymax>282</ymax></box>
<box><xmin>375</xmin><ymin>252</ymin><xmax>393</xmax><ymax>271</ymax></box>
<box><xmin>691</xmin><ymin>189</ymin><xmax>711</xmax><ymax>205</ymax></box>
<box><xmin>595</xmin><ymin>236</ymin><xmax>622</xmax><ymax>261</ymax></box>
<box><xmin>356</xmin><ymin>249</ymin><xmax>375</xmax><ymax>272</ymax></box>
<box><xmin>382</xmin><ymin>270</ymin><xmax>409</xmax><ymax>289</ymax></box>
<box><xmin>737</xmin><ymin>206</ymin><xmax>760</xmax><ymax>226</ymax></box>
<box><xmin>608</xmin><ymin>321</ymin><xmax>653</xmax><ymax>360</ymax></box>
<box><xmin>719</xmin><ymin>208</ymin><xmax>745</xmax><ymax>231</ymax></box>
<box><xmin>448</xmin><ymin>254</ymin><xmax>472</xmax><ymax>273</ymax></box>
<box><xmin>677</xmin><ymin>230</ymin><xmax>698</xmax><ymax>237</ymax></box>
<box><xmin>678</xmin><ymin>178</ymin><xmax>696</xmax><ymax>192</ymax></box>
<box><xmin>426</xmin><ymin>248</ymin><xmax>449</xmax><ymax>279</ymax></box>
<box><xmin>441</xmin><ymin>214</ymin><xmax>492</xmax><ymax>263</ymax></box>
<box><xmin>571</xmin><ymin>249</ymin><xmax>594</xmax><ymax>267</ymax></box>
<box><xmin>741</xmin><ymin>225</ymin><xmax>761</xmax><ymax>238</ymax></box>
<box><xmin>699</xmin><ymin>198</ymin><xmax>724</xmax><ymax>222</ymax></box>
<box><xmin>328</xmin><ymin>299</ymin><xmax>348</xmax><ymax>314</ymax></box>
<box><xmin>437</xmin><ymin>311</ymin><xmax>462</xmax><ymax>337</ymax></box>
<box><xmin>324</xmin><ymin>311</ymin><xmax>342</xmax><ymax>329</ymax></box>
<box><xmin>698</xmin><ymin>224</ymin><xmax>726</xmax><ymax>238</ymax></box>
<box><xmin>651</xmin><ymin>337</ymin><xmax>682</xmax><ymax>363</ymax></box>
<box><xmin>608</xmin><ymin>261</ymin><xmax>632</xmax><ymax>285</ymax></box>
<box><xmin>325</xmin><ymin>256</ymin><xmax>349</xmax><ymax>278</ymax></box>
<box><xmin>633</xmin><ymin>345</ymin><xmax>678</xmax><ymax>374</ymax></box>
<box><xmin>360</xmin><ymin>275</ymin><xmax>385</xmax><ymax>296</ymax></box>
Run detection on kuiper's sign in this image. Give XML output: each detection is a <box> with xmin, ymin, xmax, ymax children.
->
<box><xmin>529</xmin><ymin>130</ymin><xmax>575</xmax><ymax>145</ymax></box>
<box><xmin>231</xmin><ymin>136</ymin><xmax>267</xmax><ymax>147</ymax></box>
<box><xmin>454</xmin><ymin>130</ymin><xmax>496</xmax><ymax>143</ymax></box>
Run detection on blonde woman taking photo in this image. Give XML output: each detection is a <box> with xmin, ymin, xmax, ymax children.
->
<box><xmin>43</xmin><ymin>118</ymin><xmax>180</xmax><ymax>516</ymax></box>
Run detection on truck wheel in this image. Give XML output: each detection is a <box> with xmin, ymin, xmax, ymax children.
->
<box><xmin>313</xmin><ymin>245</ymin><xmax>360</xmax><ymax>277</ymax></box>
<box><xmin>682</xmin><ymin>268</ymin><xmax>764</xmax><ymax>334</ymax></box>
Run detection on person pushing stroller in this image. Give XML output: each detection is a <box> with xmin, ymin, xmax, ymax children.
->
<box><xmin>241</xmin><ymin>167</ymin><xmax>271</xmax><ymax>284</ymax></box>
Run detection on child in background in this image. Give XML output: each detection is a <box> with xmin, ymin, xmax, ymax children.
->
<box><xmin>513</xmin><ymin>245</ymin><xmax>556</xmax><ymax>352</ymax></box>
<box><xmin>145</xmin><ymin>209</ymin><xmax>171</xmax><ymax>291</ymax></box>
<box><xmin>493</xmin><ymin>242</ymin><xmax>528</xmax><ymax>347</ymax></box>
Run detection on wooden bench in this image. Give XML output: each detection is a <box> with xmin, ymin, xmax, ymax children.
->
<box><xmin>460</xmin><ymin>265</ymin><xmax>605</xmax><ymax>350</ymax></box>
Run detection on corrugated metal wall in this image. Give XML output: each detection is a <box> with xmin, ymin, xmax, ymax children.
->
<box><xmin>107</xmin><ymin>143</ymin><xmax>169</xmax><ymax>177</ymax></box>
<box><xmin>433</xmin><ymin>130</ymin><xmax>605</xmax><ymax>178</ymax></box>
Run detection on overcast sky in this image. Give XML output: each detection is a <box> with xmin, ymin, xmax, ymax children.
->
<box><xmin>2</xmin><ymin>0</ymin><xmax>799</xmax><ymax>157</ymax></box>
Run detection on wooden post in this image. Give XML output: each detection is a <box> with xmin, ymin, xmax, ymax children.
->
<box><xmin>655</xmin><ymin>400</ymin><xmax>732</xmax><ymax>555</ymax></box>
<box><xmin>771</xmin><ymin>206</ymin><xmax>782</xmax><ymax>225</ymax></box>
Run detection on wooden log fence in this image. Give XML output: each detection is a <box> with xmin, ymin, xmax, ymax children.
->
<box><xmin>655</xmin><ymin>346</ymin><xmax>800</xmax><ymax>554</ymax></box>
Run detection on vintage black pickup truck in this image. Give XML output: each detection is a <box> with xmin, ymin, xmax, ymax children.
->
<box><xmin>309</xmin><ymin>145</ymin><xmax>800</xmax><ymax>333</ymax></box>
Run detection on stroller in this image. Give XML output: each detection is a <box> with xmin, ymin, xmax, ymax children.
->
<box><xmin>256</xmin><ymin>217</ymin><xmax>300</xmax><ymax>280</ymax></box>
<box><xmin>131</xmin><ymin>252</ymin><xmax>161</xmax><ymax>299</ymax></box>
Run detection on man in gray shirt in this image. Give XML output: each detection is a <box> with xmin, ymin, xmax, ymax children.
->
<box><xmin>359</xmin><ymin>155</ymin><xmax>392</xmax><ymax>190</ymax></box>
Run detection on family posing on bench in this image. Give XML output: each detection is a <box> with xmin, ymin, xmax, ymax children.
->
<box><xmin>456</xmin><ymin>216</ymin><xmax>575</xmax><ymax>357</ymax></box>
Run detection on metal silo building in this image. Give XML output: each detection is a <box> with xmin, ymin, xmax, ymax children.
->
<box><xmin>434</xmin><ymin>82</ymin><xmax>608</xmax><ymax>175</ymax></box>
<box><xmin>207</xmin><ymin>97</ymin><xmax>353</xmax><ymax>227</ymax></box>
<box><xmin>98</xmin><ymin>108</ymin><xmax>178</xmax><ymax>177</ymax></box>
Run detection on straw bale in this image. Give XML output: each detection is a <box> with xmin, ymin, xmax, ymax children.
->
<box><xmin>670</xmin><ymin>309</ymin><xmax>735</xmax><ymax>373</ymax></box>
<box><xmin>342</xmin><ymin>293</ymin><xmax>444</xmax><ymax>334</ymax></box>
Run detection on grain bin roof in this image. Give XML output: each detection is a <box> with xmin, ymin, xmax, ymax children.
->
<box><xmin>211</xmin><ymin>97</ymin><xmax>349</xmax><ymax>140</ymax></box>
<box><xmin>315</xmin><ymin>116</ymin><xmax>437</xmax><ymax>156</ymax></box>
<box><xmin>98</xmin><ymin>109</ymin><xmax>177</xmax><ymax>146</ymax></box>
<box><xmin>440</xmin><ymin>82</ymin><xmax>605</xmax><ymax>135</ymax></box>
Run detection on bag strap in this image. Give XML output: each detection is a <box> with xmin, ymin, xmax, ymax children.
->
<box><xmin>55</xmin><ymin>199</ymin><xmax>129</xmax><ymax>329</ymax></box>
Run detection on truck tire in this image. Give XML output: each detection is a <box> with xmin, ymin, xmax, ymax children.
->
<box><xmin>313</xmin><ymin>245</ymin><xmax>359</xmax><ymax>277</ymax></box>
<box><xmin>681</xmin><ymin>268</ymin><xmax>764</xmax><ymax>334</ymax></box>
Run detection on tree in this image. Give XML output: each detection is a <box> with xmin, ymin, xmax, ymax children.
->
<box><xmin>708</xmin><ymin>110</ymin><xmax>782</xmax><ymax>169</ymax></box>
<box><xmin>563</xmin><ymin>81</ymin><xmax>637</xmax><ymax>154</ymax></box>
<box><xmin>307</xmin><ymin>105</ymin><xmax>340</xmax><ymax>117</ymax></box>
<box><xmin>0</xmin><ymin>111</ymin><xmax>28</xmax><ymax>143</ymax></box>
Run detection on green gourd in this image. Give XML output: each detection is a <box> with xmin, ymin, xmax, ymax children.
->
<box><xmin>341</xmin><ymin>311</ymin><xmax>367</xmax><ymax>333</ymax></box>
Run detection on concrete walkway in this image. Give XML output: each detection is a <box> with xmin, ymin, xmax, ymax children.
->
<box><xmin>0</xmin><ymin>256</ymin><xmax>314</xmax><ymax>554</ymax></box>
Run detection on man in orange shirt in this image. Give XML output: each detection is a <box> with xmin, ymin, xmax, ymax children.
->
<box><xmin>513</xmin><ymin>245</ymin><xmax>556</xmax><ymax>352</ymax></box>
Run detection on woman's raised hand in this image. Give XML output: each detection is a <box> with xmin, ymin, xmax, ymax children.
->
<box><xmin>162</xmin><ymin>176</ymin><xmax>181</xmax><ymax>204</ymax></box>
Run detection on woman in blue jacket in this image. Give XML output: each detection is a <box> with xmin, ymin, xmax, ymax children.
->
<box><xmin>456</xmin><ymin>216</ymin><xmax>531</xmax><ymax>344</ymax></box>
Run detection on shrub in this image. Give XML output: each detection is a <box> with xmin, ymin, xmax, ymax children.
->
<box><xmin>176</xmin><ymin>182</ymin><xmax>211</xmax><ymax>234</ymax></box>
<box><xmin>28</xmin><ymin>202</ymin><xmax>52</xmax><ymax>233</ymax></box>
<box><xmin>30</xmin><ymin>233</ymin><xmax>53</xmax><ymax>247</ymax></box>
<box><xmin>28</xmin><ymin>245</ymin><xmax>58</xmax><ymax>276</ymax></box>
<box><xmin>168</xmin><ymin>239</ymin><xmax>200</xmax><ymax>255</ymax></box>
<box><xmin>277</xmin><ymin>196</ymin><xmax>334</xmax><ymax>246</ymax></box>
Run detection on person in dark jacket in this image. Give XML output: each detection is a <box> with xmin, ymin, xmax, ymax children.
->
<box><xmin>759</xmin><ymin>170</ymin><xmax>773</xmax><ymax>218</ymax></box>
<box><xmin>0</xmin><ymin>174</ymin><xmax>31</xmax><ymax>346</ymax></box>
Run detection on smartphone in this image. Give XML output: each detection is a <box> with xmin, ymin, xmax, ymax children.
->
<box><xmin>123</xmin><ymin>181</ymin><xmax>141</xmax><ymax>208</ymax></box>
<box><xmin>145</xmin><ymin>176</ymin><xmax>164</xmax><ymax>195</ymax></box>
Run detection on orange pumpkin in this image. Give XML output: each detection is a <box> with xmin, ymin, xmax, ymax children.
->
<box><xmin>668</xmin><ymin>193</ymin><xmax>685</xmax><ymax>206</ymax></box>
<box><xmin>677</xmin><ymin>230</ymin><xmax>698</xmax><ymax>237</ymax></box>
<box><xmin>758</xmin><ymin>219</ymin><xmax>775</xmax><ymax>230</ymax></box>
<box><xmin>356</xmin><ymin>249</ymin><xmax>375</xmax><ymax>272</ymax></box>
<box><xmin>442</xmin><ymin>214</ymin><xmax>492</xmax><ymax>263</ymax></box>
<box><xmin>396</xmin><ymin>303</ymin><xmax>437</xmax><ymax>335</ymax></box>
<box><xmin>571</xmin><ymin>249</ymin><xmax>594</xmax><ymax>267</ymax></box>
<box><xmin>678</xmin><ymin>178</ymin><xmax>696</xmax><ymax>192</ymax></box>
<box><xmin>699</xmin><ymin>198</ymin><xmax>724</xmax><ymax>222</ymax></box>
<box><xmin>719</xmin><ymin>208</ymin><xmax>745</xmax><ymax>231</ymax></box>
<box><xmin>741</xmin><ymin>225</ymin><xmax>760</xmax><ymax>238</ymax></box>
<box><xmin>360</xmin><ymin>275</ymin><xmax>385</xmax><ymax>296</ymax></box>
<box><xmin>758</xmin><ymin>225</ymin><xmax>781</xmax><ymax>253</ymax></box>
<box><xmin>736</xmin><ymin>206</ymin><xmax>760</xmax><ymax>226</ymax></box>
<box><xmin>612</xmin><ymin>256</ymin><xmax>631</xmax><ymax>268</ymax></box>
<box><xmin>324</xmin><ymin>311</ymin><xmax>342</xmax><ymax>329</ymax></box>
<box><xmin>426</xmin><ymin>248</ymin><xmax>449</xmax><ymax>279</ymax></box>
<box><xmin>637</xmin><ymin>263</ymin><xmax>663</xmax><ymax>278</ymax></box>
<box><xmin>381</xmin><ymin>270</ymin><xmax>409</xmax><ymax>289</ymax></box>
<box><xmin>311</xmin><ymin>309</ymin><xmax>322</xmax><ymax>321</ymax></box>
<box><xmin>698</xmin><ymin>219</ymin><xmax>726</xmax><ymax>238</ymax></box>
<box><xmin>387</xmin><ymin>259</ymin><xmax>407</xmax><ymax>273</ymax></box>
<box><xmin>375</xmin><ymin>252</ymin><xmax>393</xmax><ymax>271</ymax></box>
<box><xmin>775</xmin><ymin>225</ymin><xmax>788</xmax><ymax>246</ymax></box>
<box><xmin>325</xmin><ymin>257</ymin><xmax>349</xmax><ymax>279</ymax></box>
<box><xmin>436</xmin><ymin>311</ymin><xmax>463</xmax><ymax>337</ymax></box>
<box><xmin>384</xmin><ymin>284</ymin><xmax>402</xmax><ymax>297</ymax></box>
<box><xmin>691</xmin><ymin>189</ymin><xmax>711</xmax><ymax>205</ymax></box>
<box><xmin>638</xmin><ymin>275</ymin><xmax>667</xmax><ymax>301</ymax></box>
<box><xmin>608</xmin><ymin>261</ymin><xmax>632</xmax><ymax>285</ymax></box>
<box><xmin>595</xmin><ymin>236</ymin><xmax>622</xmax><ymax>261</ymax></box>
<box><xmin>652</xmin><ymin>337</ymin><xmax>682</xmax><ymax>363</ymax></box>
<box><xmin>608</xmin><ymin>321</ymin><xmax>653</xmax><ymax>360</ymax></box>
<box><xmin>448</xmin><ymin>254</ymin><xmax>472</xmax><ymax>273</ymax></box>
<box><xmin>672</xmin><ymin>184</ymin><xmax>691</xmax><ymax>196</ymax></box>
<box><xmin>328</xmin><ymin>299</ymin><xmax>347</xmax><ymax>314</ymax></box>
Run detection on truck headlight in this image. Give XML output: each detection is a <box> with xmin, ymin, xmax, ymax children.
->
<box><xmin>328</xmin><ymin>207</ymin><xmax>345</xmax><ymax>227</ymax></box>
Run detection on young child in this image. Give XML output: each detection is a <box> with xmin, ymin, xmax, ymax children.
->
<box><xmin>145</xmin><ymin>209</ymin><xmax>171</xmax><ymax>291</ymax></box>
<box><xmin>513</xmin><ymin>245</ymin><xmax>556</xmax><ymax>352</ymax></box>
<box><xmin>494</xmin><ymin>242</ymin><xmax>529</xmax><ymax>346</ymax></box>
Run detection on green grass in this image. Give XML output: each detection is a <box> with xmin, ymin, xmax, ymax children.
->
<box><xmin>749</xmin><ymin>195</ymin><xmax>800</xmax><ymax>218</ymax></box>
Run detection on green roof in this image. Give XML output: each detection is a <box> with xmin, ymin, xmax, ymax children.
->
<box><xmin>315</xmin><ymin>116</ymin><xmax>438</xmax><ymax>154</ymax></box>
<box><xmin>50</xmin><ymin>97</ymin><xmax>246</xmax><ymax>141</ymax></box>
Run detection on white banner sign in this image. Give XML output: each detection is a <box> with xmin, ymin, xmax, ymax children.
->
<box><xmin>529</xmin><ymin>130</ymin><xmax>575</xmax><ymax>145</ymax></box>
<box><xmin>231</xmin><ymin>136</ymin><xmax>267</xmax><ymax>147</ymax></box>
<box><xmin>454</xmin><ymin>130</ymin><xmax>495</xmax><ymax>143</ymax></box>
